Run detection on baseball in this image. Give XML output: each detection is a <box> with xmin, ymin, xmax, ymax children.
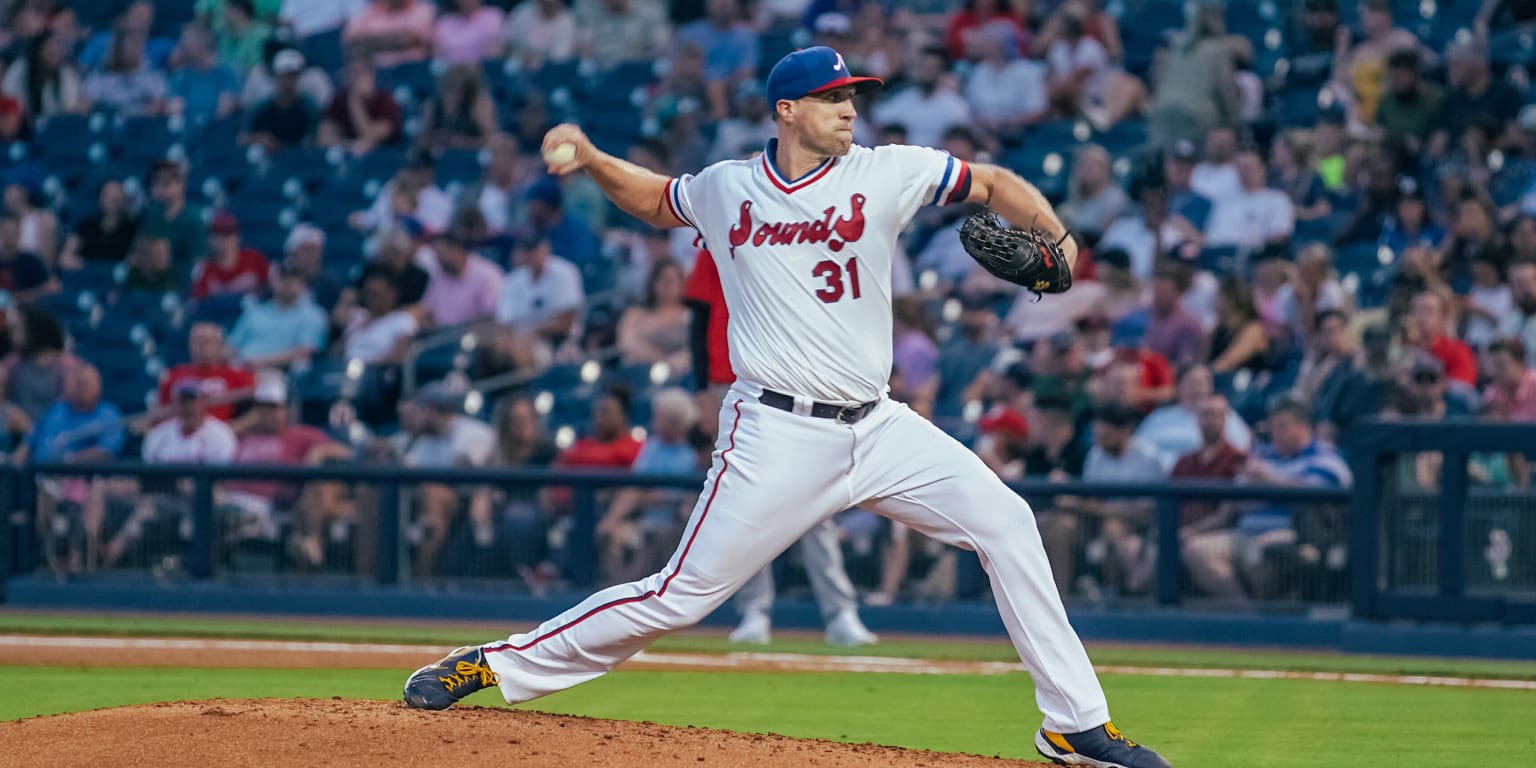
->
<box><xmin>544</xmin><ymin>143</ymin><xmax>577</xmax><ymax>165</ymax></box>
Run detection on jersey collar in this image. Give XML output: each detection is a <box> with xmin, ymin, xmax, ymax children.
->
<box><xmin>760</xmin><ymin>139</ymin><xmax>837</xmax><ymax>194</ymax></box>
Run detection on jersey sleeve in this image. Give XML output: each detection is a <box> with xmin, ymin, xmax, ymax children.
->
<box><xmin>879</xmin><ymin>145</ymin><xmax>973</xmax><ymax>220</ymax></box>
<box><xmin>663</xmin><ymin>174</ymin><xmax>703</xmax><ymax>230</ymax></box>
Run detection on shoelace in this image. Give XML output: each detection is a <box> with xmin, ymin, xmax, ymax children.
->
<box><xmin>437</xmin><ymin>658</ymin><xmax>500</xmax><ymax>693</ymax></box>
<box><xmin>1103</xmin><ymin>722</ymin><xmax>1138</xmax><ymax>748</ymax></box>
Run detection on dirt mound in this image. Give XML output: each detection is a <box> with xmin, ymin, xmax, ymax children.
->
<box><xmin>5</xmin><ymin>698</ymin><xmax>1051</xmax><ymax>767</ymax></box>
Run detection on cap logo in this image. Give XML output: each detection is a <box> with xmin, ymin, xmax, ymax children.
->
<box><xmin>834</xmin><ymin>52</ymin><xmax>845</xmax><ymax>72</ymax></box>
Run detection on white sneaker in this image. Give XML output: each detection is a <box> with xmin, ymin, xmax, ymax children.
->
<box><xmin>729</xmin><ymin>611</ymin><xmax>772</xmax><ymax>645</ymax></box>
<box><xmin>824</xmin><ymin>610</ymin><xmax>878</xmax><ymax>647</ymax></box>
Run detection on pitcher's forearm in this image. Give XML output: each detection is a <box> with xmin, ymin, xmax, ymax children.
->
<box><xmin>970</xmin><ymin>164</ymin><xmax>1078</xmax><ymax>269</ymax></box>
<box><xmin>584</xmin><ymin>152</ymin><xmax>680</xmax><ymax>228</ymax></box>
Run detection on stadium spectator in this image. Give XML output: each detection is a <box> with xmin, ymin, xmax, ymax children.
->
<box><xmin>141</xmin><ymin>161</ymin><xmax>207</xmax><ymax>274</ymax></box>
<box><xmin>1375</xmin><ymin>48</ymin><xmax>1440</xmax><ymax>149</ymax></box>
<box><xmin>0</xmin><ymin>306</ymin><xmax>72</xmax><ymax>427</ymax></box>
<box><xmin>1398</xmin><ymin>353</ymin><xmax>1478</xmax><ymax>417</ymax></box>
<box><xmin>555</xmin><ymin>385</ymin><xmax>642</xmax><ymax>469</ymax></box>
<box><xmin>342</xmin><ymin>230</ymin><xmax>430</xmax><ymax>321</ymax></box>
<box><xmin>159</xmin><ymin>323</ymin><xmax>256</xmax><ymax>421</ymax></box>
<box><xmin>1464</xmin><ymin>254</ymin><xmax>1512</xmax><ymax>350</ymax></box>
<box><xmin>1430</xmin><ymin>38</ymin><xmax>1521</xmax><ymax>159</ymax></box>
<box><xmin>84</xmin><ymin>16</ymin><xmax>170</xmax><ymax>116</ymax></box>
<box><xmin>397</xmin><ymin>380</ymin><xmax>498</xmax><ymax>574</ymax></box>
<box><xmin>1135</xmin><ymin>363</ymin><xmax>1252</xmax><ymax>458</ymax></box>
<box><xmin>1238</xmin><ymin>394</ymin><xmax>1352</xmax><ymax>598</ymax></box>
<box><xmin>1168</xmin><ymin>392</ymin><xmax>1248</xmax><ymax>601</ymax></box>
<box><xmin>354</xmin><ymin>153</ymin><xmax>455</xmax><ymax>236</ymax></box>
<box><xmin>228</xmin><ymin>262</ymin><xmax>328</xmax><ymax>370</ymax></box>
<box><xmin>342</xmin><ymin>273</ymin><xmax>419</xmax><ymax>364</ymax></box>
<box><xmin>1276</xmin><ymin>244</ymin><xmax>1350</xmax><ymax>344</ymax></box>
<box><xmin>1268</xmin><ymin>131</ymin><xmax>1332</xmax><ymax>222</ymax></box>
<box><xmin>1294</xmin><ymin>308</ymin><xmax>1351</xmax><ymax>400</ymax></box>
<box><xmin>105</xmin><ymin>379</ymin><xmax>238</xmax><ymax>567</ymax></box>
<box><xmin>577</xmin><ymin>0</ymin><xmax>671</xmax><ymax>68</ymax></box>
<box><xmin>1029</xmin><ymin>329</ymin><xmax>1095</xmax><ymax>420</ymax></box>
<box><xmin>617</xmin><ymin>258</ymin><xmax>688</xmax><ymax>370</ymax></box>
<box><xmin>3</xmin><ymin>181</ymin><xmax>55</xmax><ymax>268</ymax></box>
<box><xmin>1078</xmin><ymin>402</ymin><xmax>1171</xmax><ymax>597</ymax></box>
<box><xmin>459</xmin><ymin>134</ymin><xmax>529</xmax><ymax>236</ymax></box>
<box><xmin>493</xmin><ymin>234</ymin><xmax>583</xmax><ymax>372</ymax></box>
<box><xmin>0</xmin><ymin>213</ymin><xmax>54</xmax><ymax>302</ymax></box>
<box><xmin>419</xmin><ymin>64</ymin><xmax>498</xmax><ymax>150</ymax></box>
<box><xmin>191</xmin><ymin>213</ymin><xmax>270</xmax><ymax>299</ymax></box>
<box><xmin>946</xmin><ymin>0</ymin><xmax>1026</xmax><ymax>61</ymax></box>
<box><xmin>707</xmin><ymin>83</ymin><xmax>775</xmax><ymax>164</ymax></box>
<box><xmin>243</xmin><ymin>49</ymin><xmax>319</xmax><ymax>152</ymax></box>
<box><xmin>492</xmin><ymin>397</ymin><xmax>559</xmax><ymax>468</ymax></box>
<box><xmin>930</xmin><ymin>296</ymin><xmax>1000</xmax><ymax>423</ymax></box>
<box><xmin>502</xmin><ymin>0</ymin><xmax>577</xmax><ymax>67</ymax></box>
<box><xmin>241</xmin><ymin>42</ymin><xmax>334</xmax><ymax>108</ymax></box>
<box><xmin>1098</xmin><ymin>184</ymin><xmax>1195</xmax><ymax>282</ymax></box>
<box><xmin>1330</xmin><ymin>0</ymin><xmax>1423</xmax><ymax>124</ymax></box>
<box><xmin>1133</xmin><ymin>262</ymin><xmax>1205</xmax><ymax>367</ymax></box>
<box><xmin>1207</xmin><ymin>275</ymin><xmax>1269</xmax><ymax>375</ymax></box>
<box><xmin>279</xmin><ymin>0</ymin><xmax>363</xmax><ymax>41</ymax></box>
<box><xmin>1204</xmin><ymin>144</ymin><xmax>1295</xmax><ymax>251</ymax></box>
<box><xmin>597</xmin><ymin>387</ymin><xmax>700</xmax><ymax>581</ymax></box>
<box><xmin>420</xmin><ymin>229</ymin><xmax>503</xmax><ymax>328</ymax></box>
<box><xmin>974</xmin><ymin>361</ymin><xmax>1034</xmax><ymax>481</ymax></box>
<box><xmin>1039</xmin><ymin>1</ymin><xmax>1144</xmax><ymax>129</ymax></box>
<box><xmin>963</xmin><ymin>21</ymin><xmax>1048</xmax><ymax>138</ymax></box>
<box><xmin>1407</xmin><ymin>290</ymin><xmax>1478</xmax><ymax>387</ymax></box>
<box><xmin>1146</xmin><ymin>0</ymin><xmax>1240</xmax><ymax>148</ymax></box>
<box><xmin>167</xmin><ymin>23</ymin><xmax>241</xmax><ymax>126</ymax></box>
<box><xmin>343</xmin><ymin>0</ymin><xmax>436</xmax><ymax>68</ymax></box>
<box><xmin>20</xmin><ymin>362</ymin><xmax>122</xmax><ymax>572</ymax></box>
<box><xmin>1502</xmin><ymin>260</ymin><xmax>1536</xmax><ymax>366</ymax></box>
<box><xmin>891</xmin><ymin>297</ymin><xmax>939</xmax><ymax>414</ymax></box>
<box><xmin>318</xmin><ymin>55</ymin><xmax>402</xmax><ymax>154</ymax></box>
<box><xmin>123</xmin><ymin>234</ymin><xmax>179</xmax><ymax>292</ymax></box>
<box><xmin>281</xmin><ymin>224</ymin><xmax>342</xmax><ymax>311</ymax></box>
<box><xmin>524</xmin><ymin>177</ymin><xmax>599</xmax><ymax>267</ymax></box>
<box><xmin>58</xmin><ymin>178</ymin><xmax>138</xmax><ymax>269</ymax></box>
<box><xmin>1379</xmin><ymin>176</ymin><xmax>1445</xmax><ymax>252</ymax></box>
<box><xmin>2</xmin><ymin>29</ymin><xmax>84</xmax><ymax>119</ymax></box>
<box><xmin>871</xmin><ymin>47</ymin><xmax>973</xmax><ymax>149</ymax></box>
<box><xmin>1439</xmin><ymin>192</ymin><xmax>1509</xmax><ymax>293</ymax></box>
<box><xmin>1483</xmin><ymin>338</ymin><xmax>1536</xmax><ymax>421</ymax></box>
<box><xmin>1163</xmin><ymin>139</ymin><xmax>1213</xmax><ymax>230</ymax></box>
<box><xmin>434</xmin><ymin>0</ymin><xmax>506</xmax><ymax>64</ymax></box>
<box><xmin>675</xmin><ymin>0</ymin><xmax>760</xmax><ymax>120</ymax></box>
<box><xmin>225</xmin><ymin>376</ymin><xmax>351</xmax><ymax>555</ymax></box>
<box><xmin>212</xmin><ymin>0</ymin><xmax>273</xmax><ymax>74</ymax></box>
<box><xmin>468</xmin><ymin>396</ymin><xmax>559</xmax><ymax>579</ymax></box>
<box><xmin>1190</xmin><ymin>126</ymin><xmax>1240</xmax><ymax>200</ymax></box>
<box><xmin>1020</xmin><ymin>393</ymin><xmax>1089</xmax><ymax>594</ymax></box>
<box><xmin>1058</xmin><ymin>144</ymin><xmax>1129</xmax><ymax>239</ymax></box>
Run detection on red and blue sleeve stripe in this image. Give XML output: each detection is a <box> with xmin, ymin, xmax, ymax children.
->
<box><xmin>929</xmin><ymin>156</ymin><xmax>973</xmax><ymax>207</ymax></box>
<box><xmin>664</xmin><ymin>178</ymin><xmax>698</xmax><ymax>229</ymax></box>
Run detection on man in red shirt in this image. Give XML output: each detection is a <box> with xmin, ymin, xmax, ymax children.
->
<box><xmin>192</xmin><ymin>212</ymin><xmax>270</xmax><ymax>299</ymax></box>
<box><xmin>1483</xmin><ymin>338</ymin><xmax>1536</xmax><ymax>422</ymax></box>
<box><xmin>1409</xmin><ymin>290</ymin><xmax>1477</xmax><ymax>386</ymax></box>
<box><xmin>157</xmin><ymin>322</ymin><xmax>256</xmax><ymax>421</ymax></box>
<box><xmin>1169</xmin><ymin>393</ymin><xmax>1248</xmax><ymax>602</ymax></box>
<box><xmin>555</xmin><ymin>386</ymin><xmax>643</xmax><ymax>469</ymax></box>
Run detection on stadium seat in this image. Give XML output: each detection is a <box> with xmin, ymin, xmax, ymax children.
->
<box><xmin>346</xmin><ymin>146</ymin><xmax>409</xmax><ymax>186</ymax></box>
<box><xmin>188</xmin><ymin>293</ymin><xmax>249</xmax><ymax>331</ymax></box>
<box><xmin>377</xmin><ymin>60</ymin><xmax>437</xmax><ymax>101</ymax></box>
<box><xmin>529</xmin><ymin>61</ymin><xmax>586</xmax><ymax>99</ymax></box>
<box><xmin>112</xmin><ymin>115</ymin><xmax>183</xmax><ymax>168</ymax></box>
<box><xmin>1096</xmin><ymin>120</ymin><xmax>1147</xmax><ymax>154</ymax></box>
<box><xmin>435</xmin><ymin>149</ymin><xmax>483</xmax><ymax>185</ymax></box>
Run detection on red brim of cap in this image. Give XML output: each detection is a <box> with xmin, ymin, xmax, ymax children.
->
<box><xmin>806</xmin><ymin>76</ymin><xmax>883</xmax><ymax>97</ymax></box>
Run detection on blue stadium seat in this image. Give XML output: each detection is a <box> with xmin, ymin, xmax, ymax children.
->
<box><xmin>188</xmin><ymin>293</ymin><xmax>248</xmax><ymax>331</ymax></box>
<box><xmin>1197</xmin><ymin>245</ymin><xmax>1242</xmax><ymax>275</ymax></box>
<box><xmin>1272</xmin><ymin>87</ymin><xmax>1323</xmax><ymax>127</ymax></box>
<box><xmin>377</xmin><ymin>61</ymin><xmax>437</xmax><ymax>101</ymax></box>
<box><xmin>435</xmin><ymin>148</ymin><xmax>483</xmax><ymax>185</ymax></box>
<box><xmin>1096</xmin><ymin>120</ymin><xmax>1147</xmax><ymax>154</ymax></box>
<box><xmin>1002</xmin><ymin>146</ymin><xmax>1071</xmax><ymax>202</ymax></box>
<box><xmin>529</xmin><ymin>61</ymin><xmax>586</xmax><ymax>98</ymax></box>
<box><xmin>1293</xmin><ymin>217</ymin><xmax>1332</xmax><ymax>246</ymax></box>
<box><xmin>112</xmin><ymin>115</ymin><xmax>182</xmax><ymax>168</ymax></box>
<box><xmin>268</xmin><ymin>147</ymin><xmax>339</xmax><ymax>189</ymax></box>
<box><xmin>346</xmin><ymin>146</ymin><xmax>409</xmax><ymax>185</ymax></box>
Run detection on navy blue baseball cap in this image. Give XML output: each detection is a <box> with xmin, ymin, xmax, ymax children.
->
<box><xmin>765</xmin><ymin>46</ymin><xmax>882</xmax><ymax>105</ymax></box>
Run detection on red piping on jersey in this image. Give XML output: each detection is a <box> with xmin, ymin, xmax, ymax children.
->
<box><xmin>662</xmin><ymin>178</ymin><xmax>687</xmax><ymax>226</ymax></box>
<box><xmin>761</xmin><ymin>153</ymin><xmax>837</xmax><ymax>194</ymax></box>
<box><xmin>484</xmin><ymin>399</ymin><xmax>746</xmax><ymax>655</ymax></box>
<box><xmin>944</xmin><ymin>161</ymin><xmax>972</xmax><ymax>205</ymax></box>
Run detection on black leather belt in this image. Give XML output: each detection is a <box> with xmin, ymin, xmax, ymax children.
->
<box><xmin>759</xmin><ymin>389</ymin><xmax>880</xmax><ymax>424</ymax></box>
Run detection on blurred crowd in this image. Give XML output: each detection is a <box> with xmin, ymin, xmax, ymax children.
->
<box><xmin>4</xmin><ymin>0</ymin><xmax>1535</xmax><ymax>605</ymax></box>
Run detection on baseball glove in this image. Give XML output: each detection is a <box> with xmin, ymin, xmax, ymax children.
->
<box><xmin>957</xmin><ymin>209</ymin><xmax>1073</xmax><ymax>296</ymax></box>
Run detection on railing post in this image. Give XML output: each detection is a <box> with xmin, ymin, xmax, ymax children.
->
<box><xmin>1155</xmin><ymin>494</ymin><xmax>1181</xmax><ymax>606</ymax></box>
<box><xmin>15</xmin><ymin>467</ymin><xmax>36</xmax><ymax>575</ymax></box>
<box><xmin>570</xmin><ymin>486</ymin><xmax>598</xmax><ymax>589</ymax></box>
<box><xmin>1437</xmin><ymin>451</ymin><xmax>1469</xmax><ymax>600</ymax></box>
<box><xmin>0</xmin><ymin>466</ymin><xmax>12</xmax><ymax>595</ymax></box>
<box><xmin>1349</xmin><ymin>452</ymin><xmax>1383</xmax><ymax>620</ymax></box>
<box><xmin>376</xmin><ymin>481</ymin><xmax>400</xmax><ymax>586</ymax></box>
<box><xmin>188</xmin><ymin>475</ymin><xmax>215</xmax><ymax>580</ymax></box>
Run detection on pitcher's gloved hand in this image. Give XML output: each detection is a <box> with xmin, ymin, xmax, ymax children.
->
<box><xmin>957</xmin><ymin>209</ymin><xmax>1073</xmax><ymax>298</ymax></box>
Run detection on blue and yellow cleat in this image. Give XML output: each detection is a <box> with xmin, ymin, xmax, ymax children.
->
<box><xmin>1035</xmin><ymin>722</ymin><xmax>1172</xmax><ymax>768</ymax></box>
<box><xmin>402</xmin><ymin>645</ymin><xmax>501</xmax><ymax>711</ymax></box>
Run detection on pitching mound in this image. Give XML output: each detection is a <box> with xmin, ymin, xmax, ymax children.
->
<box><xmin>6</xmin><ymin>698</ymin><xmax>1052</xmax><ymax>767</ymax></box>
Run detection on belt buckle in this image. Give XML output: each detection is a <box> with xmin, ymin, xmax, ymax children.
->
<box><xmin>835</xmin><ymin>403</ymin><xmax>861</xmax><ymax>425</ymax></box>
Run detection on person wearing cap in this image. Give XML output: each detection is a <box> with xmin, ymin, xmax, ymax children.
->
<box><xmin>1397</xmin><ymin>351</ymin><xmax>1479</xmax><ymax>417</ymax></box>
<box><xmin>1315</xmin><ymin>322</ymin><xmax>1396</xmax><ymax>441</ymax></box>
<box><xmin>191</xmin><ymin>212</ymin><xmax>271</xmax><ymax>299</ymax></box>
<box><xmin>975</xmin><ymin>360</ymin><xmax>1035</xmax><ymax>480</ymax></box>
<box><xmin>420</xmin><ymin>226</ymin><xmax>505</xmax><ymax>328</ymax></box>
<box><xmin>1072</xmin><ymin>402</ymin><xmax>1171</xmax><ymax>597</ymax></box>
<box><xmin>676</xmin><ymin>0</ymin><xmax>761</xmax><ymax>121</ymax></box>
<box><xmin>1379</xmin><ymin>176</ymin><xmax>1446</xmax><ymax>253</ymax></box>
<box><xmin>243</xmin><ymin>48</ymin><xmax>318</xmax><ymax>153</ymax></box>
<box><xmin>1429</xmin><ymin>38</ymin><xmax>1521</xmax><ymax>159</ymax></box>
<box><xmin>423</xmin><ymin>45</ymin><xmax>1172</xmax><ymax>767</ymax></box>
<box><xmin>318</xmin><ymin>55</ymin><xmax>403</xmax><ymax>155</ymax></box>
<box><xmin>280</xmin><ymin>223</ymin><xmax>342</xmax><ymax>309</ymax></box>
<box><xmin>1203</xmin><ymin>143</ymin><xmax>1295</xmax><ymax>251</ymax></box>
<box><xmin>524</xmin><ymin>176</ymin><xmax>599</xmax><ymax>267</ymax></box>
<box><xmin>226</xmin><ymin>375</ymin><xmax>351</xmax><ymax>568</ymax></box>
<box><xmin>1483</xmin><ymin>337</ymin><xmax>1536</xmax><ymax>422</ymax></box>
<box><xmin>1375</xmin><ymin>47</ymin><xmax>1441</xmax><ymax>148</ymax></box>
<box><xmin>140</xmin><ymin>160</ymin><xmax>208</xmax><ymax>275</ymax></box>
<box><xmin>227</xmin><ymin>260</ymin><xmax>329</xmax><ymax>370</ymax></box>
<box><xmin>870</xmin><ymin>46</ymin><xmax>972</xmax><ymax>149</ymax></box>
<box><xmin>492</xmin><ymin>232</ymin><xmax>585</xmax><ymax>372</ymax></box>
<box><xmin>343</xmin><ymin>0</ymin><xmax>436</xmax><ymax>68</ymax></box>
<box><xmin>1162</xmin><ymin>139</ymin><xmax>1212</xmax><ymax>230</ymax></box>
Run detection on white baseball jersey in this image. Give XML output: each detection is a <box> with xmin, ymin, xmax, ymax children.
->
<box><xmin>665</xmin><ymin>140</ymin><xmax>972</xmax><ymax>404</ymax></box>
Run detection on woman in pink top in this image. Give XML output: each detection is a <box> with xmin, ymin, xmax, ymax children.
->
<box><xmin>343</xmin><ymin>0</ymin><xmax>436</xmax><ymax>68</ymax></box>
<box><xmin>434</xmin><ymin>0</ymin><xmax>505</xmax><ymax>64</ymax></box>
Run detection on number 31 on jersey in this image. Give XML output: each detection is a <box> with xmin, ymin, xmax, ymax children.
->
<box><xmin>812</xmin><ymin>258</ymin><xmax>862</xmax><ymax>303</ymax></box>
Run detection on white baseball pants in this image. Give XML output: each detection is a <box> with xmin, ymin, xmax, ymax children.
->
<box><xmin>482</xmin><ymin>382</ymin><xmax>1110</xmax><ymax>733</ymax></box>
<box><xmin>733</xmin><ymin>516</ymin><xmax>860</xmax><ymax>623</ymax></box>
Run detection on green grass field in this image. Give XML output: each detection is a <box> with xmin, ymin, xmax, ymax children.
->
<box><xmin>3</xmin><ymin>611</ymin><xmax>1534</xmax><ymax>767</ymax></box>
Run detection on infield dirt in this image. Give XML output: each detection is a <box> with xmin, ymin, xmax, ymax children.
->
<box><xmin>5</xmin><ymin>698</ymin><xmax>1053</xmax><ymax>767</ymax></box>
